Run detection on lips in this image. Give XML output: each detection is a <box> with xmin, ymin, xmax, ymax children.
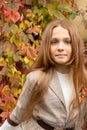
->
<box><xmin>55</xmin><ymin>54</ymin><xmax>67</xmax><ymax>59</ymax></box>
<box><xmin>83</xmin><ymin>50</ymin><xmax>87</xmax><ymax>57</ymax></box>
<box><xmin>55</xmin><ymin>54</ymin><xmax>67</xmax><ymax>56</ymax></box>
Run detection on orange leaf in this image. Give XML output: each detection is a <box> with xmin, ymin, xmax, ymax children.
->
<box><xmin>26</xmin><ymin>46</ymin><xmax>36</xmax><ymax>59</ymax></box>
<box><xmin>10</xmin><ymin>9</ymin><xmax>20</xmax><ymax>23</ymax></box>
<box><xmin>1</xmin><ymin>85</ymin><xmax>10</xmax><ymax>95</ymax></box>
<box><xmin>0</xmin><ymin>62</ymin><xmax>4</xmax><ymax>67</ymax></box>
<box><xmin>0</xmin><ymin>111</ymin><xmax>11</xmax><ymax>120</ymax></box>
<box><xmin>19</xmin><ymin>43</ymin><xmax>27</xmax><ymax>56</ymax></box>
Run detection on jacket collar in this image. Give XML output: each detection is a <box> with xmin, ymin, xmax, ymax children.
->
<box><xmin>50</xmin><ymin>72</ymin><xmax>66</xmax><ymax>106</ymax></box>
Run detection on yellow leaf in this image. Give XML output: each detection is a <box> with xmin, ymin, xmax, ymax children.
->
<box><xmin>2</xmin><ymin>85</ymin><xmax>10</xmax><ymax>95</ymax></box>
<box><xmin>24</xmin><ymin>56</ymin><xmax>29</xmax><ymax>64</ymax></box>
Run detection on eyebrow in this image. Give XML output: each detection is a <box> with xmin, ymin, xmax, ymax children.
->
<box><xmin>84</xmin><ymin>41</ymin><xmax>87</xmax><ymax>44</ymax></box>
<box><xmin>51</xmin><ymin>37</ymin><xmax>71</xmax><ymax>40</ymax></box>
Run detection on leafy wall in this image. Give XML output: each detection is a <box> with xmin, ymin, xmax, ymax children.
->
<box><xmin>0</xmin><ymin>0</ymin><xmax>81</xmax><ymax>124</ymax></box>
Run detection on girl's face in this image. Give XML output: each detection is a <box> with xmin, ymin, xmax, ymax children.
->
<box><xmin>50</xmin><ymin>26</ymin><xmax>72</xmax><ymax>66</ymax></box>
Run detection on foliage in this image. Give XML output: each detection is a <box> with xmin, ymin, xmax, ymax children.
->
<box><xmin>0</xmin><ymin>0</ymin><xmax>78</xmax><ymax>124</ymax></box>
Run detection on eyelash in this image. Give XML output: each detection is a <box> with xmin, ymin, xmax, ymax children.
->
<box><xmin>51</xmin><ymin>40</ymin><xmax>58</xmax><ymax>44</ymax></box>
<box><xmin>65</xmin><ymin>40</ymin><xmax>71</xmax><ymax>44</ymax></box>
<box><xmin>50</xmin><ymin>40</ymin><xmax>71</xmax><ymax>44</ymax></box>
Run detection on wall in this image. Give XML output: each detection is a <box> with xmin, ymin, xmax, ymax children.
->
<box><xmin>74</xmin><ymin>0</ymin><xmax>87</xmax><ymax>41</ymax></box>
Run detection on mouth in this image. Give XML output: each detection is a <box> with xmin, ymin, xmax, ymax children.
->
<box><xmin>83</xmin><ymin>50</ymin><xmax>87</xmax><ymax>56</ymax></box>
<box><xmin>55</xmin><ymin>54</ymin><xmax>67</xmax><ymax>56</ymax></box>
<box><xmin>55</xmin><ymin>54</ymin><xmax>67</xmax><ymax>59</ymax></box>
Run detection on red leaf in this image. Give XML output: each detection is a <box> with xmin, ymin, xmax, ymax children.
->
<box><xmin>19</xmin><ymin>2</ymin><xmax>24</xmax><ymax>10</ymax></box>
<box><xmin>0</xmin><ymin>84</ymin><xmax>4</xmax><ymax>94</ymax></box>
<box><xmin>0</xmin><ymin>0</ymin><xmax>5</xmax><ymax>9</ymax></box>
<box><xmin>4</xmin><ymin>8</ymin><xmax>11</xmax><ymax>22</ymax></box>
<box><xmin>10</xmin><ymin>10</ymin><xmax>20</xmax><ymax>23</ymax></box>
<box><xmin>0</xmin><ymin>62</ymin><xmax>5</xmax><ymax>67</ymax></box>
<box><xmin>0</xmin><ymin>111</ymin><xmax>11</xmax><ymax>122</ymax></box>
<box><xmin>4</xmin><ymin>8</ymin><xmax>11</xmax><ymax>17</ymax></box>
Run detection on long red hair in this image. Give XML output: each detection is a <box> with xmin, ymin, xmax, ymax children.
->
<box><xmin>21</xmin><ymin>19</ymin><xmax>87</xmax><ymax>121</ymax></box>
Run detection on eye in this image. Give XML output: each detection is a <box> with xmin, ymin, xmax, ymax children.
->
<box><xmin>50</xmin><ymin>39</ymin><xmax>59</xmax><ymax>44</ymax></box>
<box><xmin>64</xmin><ymin>40</ymin><xmax>71</xmax><ymax>44</ymax></box>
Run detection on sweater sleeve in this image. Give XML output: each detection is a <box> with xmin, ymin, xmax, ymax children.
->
<box><xmin>9</xmin><ymin>71</ymin><xmax>40</xmax><ymax>124</ymax></box>
<box><xmin>0</xmin><ymin>120</ymin><xmax>20</xmax><ymax>130</ymax></box>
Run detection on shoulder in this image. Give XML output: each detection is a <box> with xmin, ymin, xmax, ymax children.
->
<box><xmin>26</xmin><ymin>70</ymin><xmax>42</xmax><ymax>81</ymax></box>
<box><xmin>22</xmin><ymin>70</ymin><xmax>42</xmax><ymax>91</ymax></box>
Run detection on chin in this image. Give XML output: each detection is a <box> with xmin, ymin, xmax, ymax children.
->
<box><xmin>56</xmin><ymin>60</ymin><xmax>68</xmax><ymax>64</ymax></box>
<box><xmin>56</xmin><ymin>62</ymin><xmax>67</xmax><ymax>65</ymax></box>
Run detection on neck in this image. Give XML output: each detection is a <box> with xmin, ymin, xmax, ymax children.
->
<box><xmin>55</xmin><ymin>64</ymin><xmax>71</xmax><ymax>74</ymax></box>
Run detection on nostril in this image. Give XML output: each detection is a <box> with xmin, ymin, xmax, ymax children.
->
<box><xmin>83</xmin><ymin>49</ymin><xmax>87</xmax><ymax>55</ymax></box>
<box><xmin>84</xmin><ymin>51</ymin><xmax>87</xmax><ymax>55</ymax></box>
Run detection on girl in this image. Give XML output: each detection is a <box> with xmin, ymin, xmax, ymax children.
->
<box><xmin>0</xmin><ymin>19</ymin><xmax>87</xmax><ymax>130</ymax></box>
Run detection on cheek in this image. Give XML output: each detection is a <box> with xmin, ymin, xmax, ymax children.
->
<box><xmin>50</xmin><ymin>45</ymin><xmax>56</xmax><ymax>55</ymax></box>
<box><xmin>49</xmin><ymin>46</ymin><xmax>54</xmax><ymax>59</ymax></box>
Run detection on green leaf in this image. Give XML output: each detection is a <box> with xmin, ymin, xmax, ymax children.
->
<box><xmin>0</xmin><ymin>57</ymin><xmax>4</xmax><ymax>62</ymax></box>
<box><xmin>58</xmin><ymin>5</ymin><xmax>72</xmax><ymax>13</ymax></box>
<box><xmin>5</xmin><ymin>2</ymin><xmax>19</xmax><ymax>11</ymax></box>
<box><xmin>2</xmin><ymin>23</ymin><xmax>11</xmax><ymax>34</ymax></box>
<box><xmin>55</xmin><ymin>11</ymin><xmax>67</xmax><ymax>19</ymax></box>
<box><xmin>10</xmin><ymin>24</ymin><xmax>18</xmax><ymax>34</ymax></box>
<box><xmin>10</xmin><ymin>35</ymin><xmax>15</xmax><ymax>44</ymax></box>
<box><xmin>19</xmin><ymin>22</ymin><xmax>27</xmax><ymax>30</ymax></box>
<box><xmin>11</xmin><ymin>67</ymin><xmax>17</xmax><ymax>75</ymax></box>
<box><xmin>69</xmin><ymin>12</ymin><xmax>78</xmax><ymax>19</ymax></box>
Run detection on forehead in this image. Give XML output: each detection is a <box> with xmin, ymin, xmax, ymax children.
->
<box><xmin>52</xmin><ymin>26</ymin><xmax>70</xmax><ymax>38</ymax></box>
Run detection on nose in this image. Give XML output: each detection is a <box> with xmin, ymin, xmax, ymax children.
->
<box><xmin>57</xmin><ymin>42</ymin><xmax>64</xmax><ymax>51</ymax></box>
